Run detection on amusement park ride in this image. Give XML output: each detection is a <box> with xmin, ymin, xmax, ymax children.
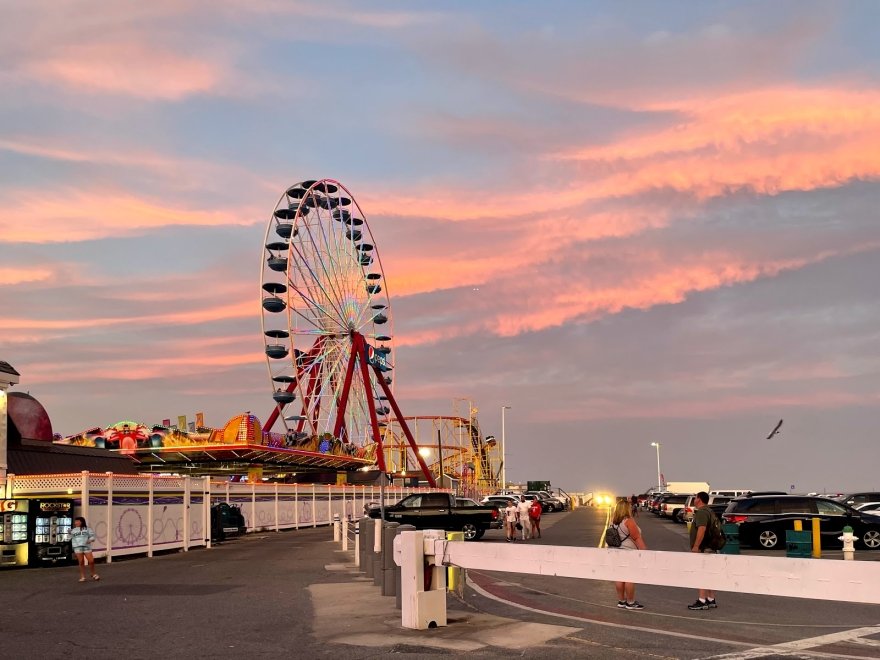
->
<box><xmin>55</xmin><ymin>179</ymin><xmax>499</xmax><ymax>491</ymax></box>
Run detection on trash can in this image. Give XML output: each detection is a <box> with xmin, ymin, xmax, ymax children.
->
<box><xmin>786</xmin><ymin>530</ymin><xmax>812</xmax><ymax>558</ymax></box>
<box><xmin>720</xmin><ymin>523</ymin><xmax>740</xmax><ymax>555</ymax></box>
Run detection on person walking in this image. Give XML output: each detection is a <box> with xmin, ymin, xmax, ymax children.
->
<box><xmin>610</xmin><ymin>500</ymin><xmax>646</xmax><ymax>610</ymax></box>
<box><xmin>528</xmin><ymin>498</ymin><xmax>543</xmax><ymax>539</ymax></box>
<box><xmin>516</xmin><ymin>496</ymin><xmax>533</xmax><ymax>540</ymax></box>
<box><xmin>503</xmin><ymin>500</ymin><xmax>519</xmax><ymax>542</ymax></box>
<box><xmin>630</xmin><ymin>494</ymin><xmax>639</xmax><ymax>517</ymax></box>
<box><xmin>70</xmin><ymin>517</ymin><xmax>100</xmax><ymax>582</ymax></box>
<box><xmin>687</xmin><ymin>491</ymin><xmax>717</xmax><ymax>610</ymax></box>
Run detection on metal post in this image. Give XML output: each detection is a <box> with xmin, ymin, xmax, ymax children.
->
<box><xmin>147</xmin><ymin>474</ymin><xmax>154</xmax><ymax>558</ymax></box>
<box><xmin>312</xmin><ymin>485</ymin><xmax>317</xmax><ymax>528</ymax></box>
<box><xmin>80</xmin><ymin>470</ymin><xmax>90</xmax><ymax>525</ymax></box>
<box><xmin>382</xmin><ymin>522</ymin><xmax>400</xmax><ymax>596</ymax></box>
<box><xmin>437</xmin><ymin>429</ymin><xmax>443</xmax><ymax>491</ymax></box>
<box><xmin>342</xmin><ymin>519</ymin><xmax>349</xmax><ymax>551</ymax></box>
<box><xmin>182</xmin><ymin>475</ymin><xmax>189</xmax><ymax>552</ymax></box>
<box><xmin>294</xmin><ymin>483</ymin><xmax>299</xmax><ymax>529</ymax></box>
<box><xmin>106</xmin><ymin>472</ymin><xmax>114</xmax><ymax>563</ymax></box>
<box><xmin>812</xmin><ymin>517</ymin><xmax>822</xmax><ymax>558</ymax></box>
<box><xmin>274</xmin><ymin>482</ymin><xmax>279</xmax><ymax>532</ymax></box>
<box><xmin>501</xmin><ymin>406</ymin><xmax>510</xmax><ymax>490</ymax></box>
<box><xmin>651</xmin><ymin>442</ymin><xmax>662</xmax><ymax>492</ymax></box>
<box><xmin>333</xmin><ymin>514</ymin><xmax>341</xmax><ymax>542</ymax></box>
<box><xmin>250</xmin><ymin>481</ymin><xmax>256</xmax><ymax>532</ymax></box>
<box><xmin>354</xmin><ymin>524</ymin><xmax>360</xmax><ymax>565</ymax></box>
<box><xmin>327</xmin><ymin>485</ymin><xmax>332</xmax><ymax>525</ymax></box>
<box><xmin>204</xmin><ymin>477</ymin><xmax>212</xmax><ymax>549</ymax></box>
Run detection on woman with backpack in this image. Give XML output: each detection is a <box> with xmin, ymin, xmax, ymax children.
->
<box><xmin>609</xmin><ymin>500</ymin><xmax>646</xmax><ymax>610</ymax></box>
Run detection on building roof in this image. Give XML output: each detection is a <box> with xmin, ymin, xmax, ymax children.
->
<box><xmin>0</xmin><ymin>360</ymin><xmax>20</xmax><ymax>377</ymax></box>
<box><xmin>7</xmin><ymin>439</ymin><xmax>139</xmax><ymax>476</ymax></box>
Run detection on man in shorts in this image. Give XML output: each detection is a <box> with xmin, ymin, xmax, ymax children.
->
<box><xmin>687</xmin><ymin>491</ymin><xmax>717</xmax><ymax>610</ymax></box>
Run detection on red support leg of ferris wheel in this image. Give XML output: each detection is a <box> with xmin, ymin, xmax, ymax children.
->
<box><xmin>332</xmin><ymin>342</ymin><xmax>359</xmax><ymax>442</ymax></box>
<box><xmin>354</xmin><ymin>333</ymin><xmax>387</xmax><ymax>473</ymax></box>
<box><xmin>264</xmin><ymin>335</ymin><xmax>326</xmax><ymax>432</ymax></box>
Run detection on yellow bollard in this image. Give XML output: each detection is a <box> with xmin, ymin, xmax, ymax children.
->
<box><xmin>794</xmin><ymin>520</ymin><xmax>802</xmax><ymax>532</ymax></box>
<box><xmin>812</xmin><ymin>517</ymin><xmax>821</xmax><ymax>558</ymax></box>
<box><xmin>447</xmin><ymin>532</ymin><xmax>464</xmax><ymax>593</ymax></box>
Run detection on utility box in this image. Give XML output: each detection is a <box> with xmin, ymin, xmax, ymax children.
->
<box><xmin>786</xmin><ymin>530</ymin><xmax>812</xmax><ymax>558</ymax></box>
<box><xmin>720</xmin><ymin>523</ymin><xmax>740</xmax><ymax>555</ymax></box>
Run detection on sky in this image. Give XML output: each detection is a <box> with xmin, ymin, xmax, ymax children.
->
<box><xmin>2</xmin><ymin>0</ymin><xmax>879</xmax><ymax>494</ymax></box>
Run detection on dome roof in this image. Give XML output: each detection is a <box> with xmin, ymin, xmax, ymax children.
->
<box><xmin>7</xmin><ymin>392</ymin><xmax>53</xmax><ymax>442</ymax></box>
<box><xmin>221</xmin><ymin>413</ymin><xmax>263</xmax><ymax>445</ymax></box>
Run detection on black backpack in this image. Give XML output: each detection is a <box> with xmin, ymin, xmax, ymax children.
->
<box><xmin>605</xmin><ymin>521</ymin><xmax>629</xmax><ymax>548</ymax></box>
<box><xmin>703</xmin><ymin>510</ymin><xmax>726</xmax><ymax>551</ymax></box>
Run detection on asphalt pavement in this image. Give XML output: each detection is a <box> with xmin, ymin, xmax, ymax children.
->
<box><xmin>467</xmin><ymin>506</ymin><xmax>880</xmax><ymax>659</ymax></box>
<box><xmin>3</xmin><ymin>509</ymin><xmax>879</xmax><ymax>659</ymax></box>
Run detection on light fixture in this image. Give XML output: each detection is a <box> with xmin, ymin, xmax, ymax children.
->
<box><xmin>418</xmin><ymin>447</ymin><xmax>431</xmax><ymax>457</ymax></box>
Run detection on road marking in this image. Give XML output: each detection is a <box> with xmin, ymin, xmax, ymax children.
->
<box><xmin>468</xmin><ymin>570</ymin><xmax>877</xmax><ymax>629</ymax></box>
<box><xmin>466</xmin><ymin>573</ymin><xmax>753</xmax><ymax>649</ymax></box>
<box><xmin>705</xmin><ymin>624</ymin><xmax>880</xmax><ymax>659</ymax></box>
<box><xmin>563</xmin><ymin>634</ymin><xmax>678</xmax><ymax>659</ymax></box>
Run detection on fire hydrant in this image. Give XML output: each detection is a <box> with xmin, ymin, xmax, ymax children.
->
<box><xmin>838</xmin><ymin>525</ymin><xmax>858</xmax><ymax>560</ymax></box>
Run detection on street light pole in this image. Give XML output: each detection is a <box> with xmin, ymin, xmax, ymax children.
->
<box><xmin>501</xmin><ymin>406</ymin><xmax>511</xmax><ymax>491</ymax></box>
<box><xmin>651</xmin><ymin>442</ymin><xmax>662</xmax><ymax>492</ymax></box>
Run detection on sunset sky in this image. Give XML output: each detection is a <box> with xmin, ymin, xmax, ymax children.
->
<box><xmin>2</xmin><ymin>1</ymin><xmax>879</xmax><ymax>492</ymax></box>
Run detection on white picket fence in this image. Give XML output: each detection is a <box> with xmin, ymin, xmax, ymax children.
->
<box><xmin>2</xmin><ymin>471</ymin><xmax>434</xmax><ymax>562</ymax></box>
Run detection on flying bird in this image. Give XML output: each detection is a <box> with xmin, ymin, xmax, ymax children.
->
<box><xmin>766</xmin><ymin>419</ymin><xmax>783</xmax><ymax>440</ymax></box>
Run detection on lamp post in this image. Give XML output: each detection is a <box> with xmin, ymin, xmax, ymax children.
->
<box><xmin>650</xmin><ymin>442</ymin><xmax>662</xmax><ymax>492</ymax></box>
<box><xmin>501</xmin><ymin>406</ymin><xmax>511</xmax><ymax>491</ymax></box>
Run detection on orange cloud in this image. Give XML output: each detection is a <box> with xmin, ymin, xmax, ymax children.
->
<box><xmin>553</xmin><ymin>87</ymin><xmax>880</xmax><ymax>199</ymax></box>
<box><xmin>0</xmin><ymin>266</ymin><xmax>54</xmax><ymax>286</ymax></box>
<box><xmin>0</xmin><ymin>188</ymin><xmax>259</xmax><ymax>243</ymax></box>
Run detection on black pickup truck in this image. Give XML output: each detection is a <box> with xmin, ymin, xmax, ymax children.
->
<box><xmin>365</xmin><ymin>492</ymin><xmax>501</xmax><ymax>540</ymax></box>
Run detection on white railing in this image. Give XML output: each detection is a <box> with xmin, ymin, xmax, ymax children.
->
<box><xmin>4</xmin><ymin>471</ymin><xmax>440</xmax><ymax>561</ymax></box>
<box><xmin>393</xmin><ymin>530</ymin><xmax>880</xmax><ymax>630</ymax></box>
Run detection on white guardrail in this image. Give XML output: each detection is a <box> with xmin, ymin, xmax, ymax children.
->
<box><xmin>393</xmin><ymin>530</ymin><xmax>880</xmax><ymax>630</ymax></box>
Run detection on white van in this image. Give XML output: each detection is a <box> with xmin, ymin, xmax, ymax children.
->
<box><xmin>709</xmin><ymin>489</ymin><xmax>751</xmax><ymax>498</ymax></box>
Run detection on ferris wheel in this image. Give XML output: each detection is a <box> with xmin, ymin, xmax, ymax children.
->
<box><xmin>259</xmin><ymin>179</ymin><xmax>433</xmax><ymax>482</ymax></box>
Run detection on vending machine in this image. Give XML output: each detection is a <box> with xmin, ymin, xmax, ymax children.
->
<box><xmin>0</xmin><ymin>499</ymin><xmax>31</xmax><ymax>567</ymax></box>
<box><xmin>32</xmin><ymin>499</ymin><xmax>74</xmax><ymax>565</ymax></box>
<box><xmin>0</xmin><ymin>499</ymin><xmax>74</xmax><ymax>568</ymax></box>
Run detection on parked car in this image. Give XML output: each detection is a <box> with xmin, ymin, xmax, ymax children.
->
<box><xmin>526</xmin><ymin>491</ymin><xmax>560</xmax><ymax>512</ymax></box>
<box><xmin>835</xmin><ymin>492</ymin><xmax>880</xmax><ymax>511</ymax></box>
<box><xmin>659</xmin><ymin>494</ymin><xmax>689</xmax><ymax>522</ymax></box>
<box><xmin>365</xmin><ymin>492</ymin><xmax>500</xmax><ymax>540</ymax></box>
<box><xmin>723</xmin><ymin>494</ymin><xmax>880</xmax><ymax>550</ymax></box>
<box><xmin>480</xmin><ymin>495</ymin><xmax>518</xmax><ymax>511</ymax></box>
<box><xmin>649</xmin><ymin>493</ymin><xmax>668</xmax><ymax>514</ymax></box>
<box><xmin>684</xmin><ymin>495</ymin><xmax>730</xmax><ymax>523</ymax></box>
<box><xmin>683</xmin><ymin>495</ymin><xmax>729</xmax><ymax>524</ymax></box>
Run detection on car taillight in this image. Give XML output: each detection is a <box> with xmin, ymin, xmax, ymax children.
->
<box><xmin>685</xmin><ymin>507</ymin><xmax>692</xmax><ymax>513</ymax></box>
<box><xmin>725</xmin><ymin>515</ymin><xmax>747</xmax><ymax>524</ymax></box>
<box><xmin>662</xmin><ymin>504</ymin><xmax>668</xmax><ymax>511</ymax></box>
<box><xmin>491</xmin><ymin>509</ymin><xmax>498</xmax><ymax>520</ymax></box>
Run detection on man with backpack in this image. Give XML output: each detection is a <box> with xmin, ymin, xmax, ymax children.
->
<box><xmin>687</xmin><ymin>491</ymin><xmax>722</xmax><ymax>610</ymax></box>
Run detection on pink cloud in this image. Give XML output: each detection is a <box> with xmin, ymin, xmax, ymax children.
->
<box><xmin>25</xmin><ymin>41</ymin><xmax>222</xmax><ymax>100</ymax></box>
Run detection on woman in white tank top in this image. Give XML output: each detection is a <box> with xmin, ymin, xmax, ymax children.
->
<box><xmin>611</xmin><ymin>500</ymin><xmax>647</xmax><ymax>609</ymax></box>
